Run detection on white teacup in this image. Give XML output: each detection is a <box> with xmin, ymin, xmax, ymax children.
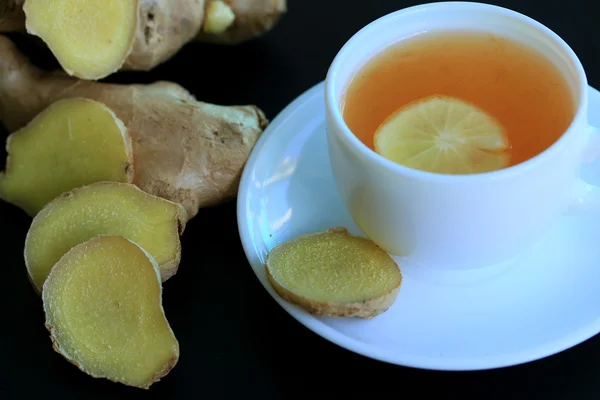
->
<box><xmin>325</xmin><ymin>1</ymin><xmax>600</xmax><ymax>270</ymax></box>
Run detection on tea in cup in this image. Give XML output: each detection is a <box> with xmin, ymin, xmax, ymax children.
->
<box><xmin>325</xmin><ymin>2</ymin><xmax>600</xmax><ymax>269</ymax></box>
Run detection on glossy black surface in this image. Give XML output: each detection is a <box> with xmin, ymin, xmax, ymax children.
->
<box><xmin>1</xmin><ymin>1</ymin><xmax>599</xmax><ymax>398</ymax></box>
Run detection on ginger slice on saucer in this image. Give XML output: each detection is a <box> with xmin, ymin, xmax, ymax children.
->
<box><xmin>265</xmin><ymin>227</ymin><xmax>402</xmax><ymax>319</ymax></box>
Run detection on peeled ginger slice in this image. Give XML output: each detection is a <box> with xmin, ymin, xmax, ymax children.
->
<box><xmin>25</xmin><ymin>182</ymin><xmax>186</xmax><ymax>294</ymax></box>
<box><xmin>0</xmin><ymin>97</ymin><xmax>133</xmax><ymax>216</ymax></box>
<box><xmin>23</xmin><ymin>0</ymin><xmax>138</xmax><ymax>80</ymax></box>
<box><xmin>374</xmin><ymin>95</ymin><xmax>510</xmax><ymax>174</ymax></box>
<box><xmin>265</xmin><ymin>227</ymin><xmax>402</xmax><ymax>319</ymax></box>
<box><xmin>42</xmin><ymin>235</ymin><xmax>179</xmax><ymax>390</ymax></box>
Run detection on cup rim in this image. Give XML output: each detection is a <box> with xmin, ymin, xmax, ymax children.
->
<box><xmin>324</xmin><ymin>1</ymin><xmax>589</xmax><ymax>183</ymax></box>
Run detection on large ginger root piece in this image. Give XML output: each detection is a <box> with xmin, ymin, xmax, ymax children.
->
<box><xmin>25</xmin><ymin>182</ymin><xmax>186</xmax><ymax>293</ymax></box>
<box><xmin>21</xmin><ymin>0</ymin><xmax>205</xmax><ymax>79</ymax></box>
<box><xmin>0</xmin><ymin>35</ymin><xmax>267</xmax><ymax>220</ymax></box>
<box><xmin>2</xmin><ymin>1</ymin><xmax>285</xmax><ymax>77</ymax></box>
<box><xmin>0</xmin><ymin>97</ymin><xmax>133</xmax><ymax>216</ymax></box>
<box><xmin>197</xmin><ymin>0</ymin><xmax>287</xmax><ymax>44</ymax></box>
<box><xmin>42</xmin><ymin>235</ymin><xmax>179</xmax><ymax>390</ymax></box>
<box><xmin>265</xmin><ymin>228</ymin><xmax>403</xmax><ymax>319</ymax></box>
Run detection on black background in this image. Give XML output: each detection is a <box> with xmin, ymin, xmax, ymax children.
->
<box><xmin>2</xmin><ymin>0</ymin><xmax>600</xmax><ymax>398</ymax></box>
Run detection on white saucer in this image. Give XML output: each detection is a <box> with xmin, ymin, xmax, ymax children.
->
<box><xmin>237</xmin><ymin>81</ymin><xmax>600</xmax><ymax>371</ymax></box>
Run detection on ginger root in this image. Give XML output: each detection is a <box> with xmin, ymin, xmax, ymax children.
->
<box><xmin>25</xmin><ymin>182</ymin><xmax>186</xmax><ymax>293</ymax></box>
<box><xmin>265</xmin><ymin>228</ymin><xmax>403</xmax><ymax>319</ymax></box>
<box><xmin>23</xmin><ymin>0</ymin><xmax>139</xmax><ymax>80</ymax></box>
<box><xmin>0</xmin><ymin>35</ymin><xmax>267</xmax><ymax>220</ymax></box>
<box><xmin>21</xmin><ymin>0</ymin><xmax>205</xmax><ymax>79</ymax></box>
<box><xmin>1</xmin><ymin>1</ymin><xmax>285</xmax><ymax>79</ymax></box>
<box><xmin>197</xmin><ymin>0</ymin><xmax>287</xmax><ymax>44</ymax></box>
<box><xmin>42</xmin><ymin>235</ymin><xmax>179</xmax><ymax>390</ymax></box>
<box><xmin>0</xmin><ymin>97</ymin><xmax>134</xmax><ymax>216</ymax></box>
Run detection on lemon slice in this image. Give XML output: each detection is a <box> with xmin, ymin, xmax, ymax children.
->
<box><xmin>374</xmin><ymin>95</ymin><xmax>510</xmax><ymax>174</ymax></box>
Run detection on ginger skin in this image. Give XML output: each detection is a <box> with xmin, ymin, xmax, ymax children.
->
<box><xmin>122</xmin><ymin>0</ymin><xmax>206</xmax><ymax>72</ymax></box>
<box><xmin>0</xmin><ymin>35</ymin><xmax>268</xmax><ymax>221</ymax></box>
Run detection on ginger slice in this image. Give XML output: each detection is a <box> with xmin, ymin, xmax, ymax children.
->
<box><xmin>265</xmin><ymin>228</ymin><xmax>402</xmax><ymax>319</ymax></box>
<box><xmin>0</xmin><ymin>97</ymin><xmax>133</xmax><ymax>216</ymax></box>
<box><xmin>42</xmin><ymin>235</ymin><xmax>179</xmax><ymax>390</ymax></box>
<box><xmin>25</xmin><ymin>182</ymin><xmax>186</xmax><ymax>294</ymax></box>
<box><xmin>23</xmin><ymin>0</ymin><xmax>139</xmax><ymax>80</ymax></box>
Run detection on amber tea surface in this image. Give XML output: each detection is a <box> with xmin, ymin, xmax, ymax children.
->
<box><xmin>341</xmin><ymin>30</ymin><xmax>576</xmax><ymax>171</ymax></box>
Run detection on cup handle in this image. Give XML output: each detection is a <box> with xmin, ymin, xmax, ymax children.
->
<box><xmin>568</xmin><ymin>125</ymin><xmax>600</xmax><ymax>213</ymax></box>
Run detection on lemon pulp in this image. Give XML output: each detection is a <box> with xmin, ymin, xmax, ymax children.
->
<box><xmin>373</xmin><ymin>95</ymin><xmax>510</xmax><ymax>174</ymax></box>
